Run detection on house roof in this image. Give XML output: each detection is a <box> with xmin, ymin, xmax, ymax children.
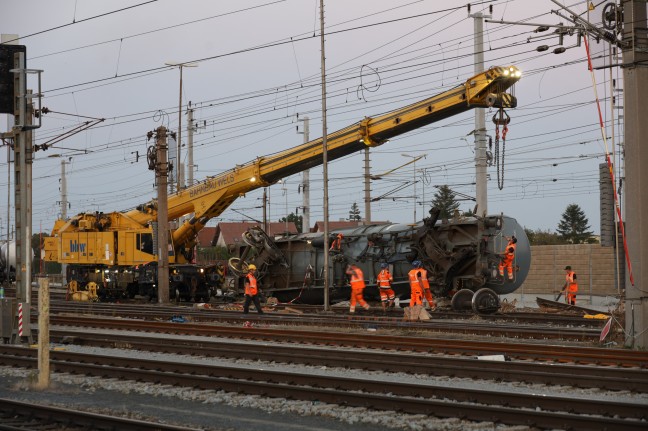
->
<box><xmin>215</xmin><ymin>221</ymin><xmax>299</xmax><ymax>246</ymax></box>
<box><xmin>196</xmin><ymin>227</ymin><xmax>217</xmax><ymax>247</ymax></box>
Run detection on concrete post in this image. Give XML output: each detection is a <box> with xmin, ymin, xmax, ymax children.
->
<box><xmin>37</xmin><ymin>277</ymin><xmax>49</xmax><ymax>389</ymax></box>
<box><xmin>156</xmin><ymin>126</ymin><xmax>170</xmax><ymax>303</ymax></box>
<box><xmin>623</xmin><ymin>0</ymin><xmax>648</xmax><ymax>349</ymax></box>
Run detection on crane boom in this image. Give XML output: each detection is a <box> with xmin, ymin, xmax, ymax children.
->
<box><xmin>45</xmin><ymin>66</ymin><xmax>520</xmax><ymax>271</ymax></box>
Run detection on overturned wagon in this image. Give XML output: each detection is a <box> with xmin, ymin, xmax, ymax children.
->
<box><xmin>229</xmin><ymin>208</ymin><xmax>530</xmax><ymax>314</ymax></box>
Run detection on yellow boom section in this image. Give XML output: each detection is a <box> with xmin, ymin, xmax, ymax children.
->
<box><xmin>48</xmin><ymin>66</ymin><xmax>521</xmax><ymax>262</ymax></box>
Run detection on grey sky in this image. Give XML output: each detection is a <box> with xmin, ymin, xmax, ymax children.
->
<box><xmin>1</xmin><ymin>0</ymin><xmax>621</xmax><ymax>238</ymax></box>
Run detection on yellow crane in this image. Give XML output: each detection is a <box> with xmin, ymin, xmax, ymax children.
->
<box><xmin>44</xmin><ymin>66</ymin><xmax>521</xmax><ymax>298</ymax></box>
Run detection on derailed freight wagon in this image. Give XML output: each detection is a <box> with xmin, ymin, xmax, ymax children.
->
<box><xmin>229</xmin><ymin>208</ymin><xmax>530</xmax><ymax>314</ymax></box>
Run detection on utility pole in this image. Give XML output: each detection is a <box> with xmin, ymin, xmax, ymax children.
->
<box><xmin>262</xmin><ymin>188</ymin><xmax>268</xmax><ymax>233</ymax></box>
<box><xmin>319</xmin><ymin>0</ymin><xmax>330</xmax><ymax>311</ymax></box>
<box><xmin>297</xmin><ymin>117</ymin><xmax>310</xmax><ymax>233</ymax></box>
<box><xmin>13</xmin><ymin>49</ymin><xmax>27</xmax><ymax>307</ymax></box>
<box><xmin>154</xmin><ymin>126</ymin><xmax>170</xmax><ymax>303</ymax></box>
<box><xmin>621</xmin><ymin>0</ymin><xmax>648</xmax><ymax>349</ymax></box>
<box><xmin>2</xmin><ymin>43</ymin><xmax>42</xmax><ymax>344</ymax></box>
<box><xmin>363</xmin><ymin>148</ymin><xmax>371</xmax><ymax>224</ymax></box>
<box><xmin>164</xmin><ymin>62</ymin><xmax>198</xmax><ymax>192</ymax></box>
<box><xmin>59</xmin><ymin>159</ymin><xmax>70</xmax><ymax>278</ymax></box>
<box><xmin>469</xmin><ymin>4</ymin><xmax>491</xmax><ymax>217</ymax></box>
<box><xmin>187</xmin><ymin>103</ymin><xmax>194</xmax><ymax>188</ymax></box>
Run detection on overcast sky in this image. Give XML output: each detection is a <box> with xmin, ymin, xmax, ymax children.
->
<box><xmin>1</xmin><ymin>0</ymin><xmax>622</xmax><ymax>238</ymax></box>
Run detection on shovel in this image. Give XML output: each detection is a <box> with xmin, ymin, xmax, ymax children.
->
<box><xmin>555</xmin><ymin>286</ymin><xmax>566</xmax><ymax>302</ymax></box>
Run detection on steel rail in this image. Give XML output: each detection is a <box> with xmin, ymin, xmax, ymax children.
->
<box><xmin>49</xmin><ymin>315</ymin><xmax>648</xmax><ymax>367</ymax></box>
<box><xmin>0</xmin><ymin>397</ymin><xmax>201</xmax><ymax>431</ymax></box>
<box><xmin>0</xmin><ymin>347</ymin><xmax>645</xmax><ymax>431</ymax></box>
<box><xmin>50</xmin><ymin>329</ymin><xmax>648</xmax><ymax>392</ymax></box>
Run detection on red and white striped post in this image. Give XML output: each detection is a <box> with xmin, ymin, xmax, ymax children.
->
<box><xmin>17</xmin><ymin>303</ymin><xmax>23</xmax><ymax>337</ymax></box>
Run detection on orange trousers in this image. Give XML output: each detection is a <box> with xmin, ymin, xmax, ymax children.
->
<box><xmin>422</xmin><ymin>288</ymin><xmax>435</xmax><ymax>307</ymax></box>
<box><xmin>349</xmin><ymin>288</ymin><xmax>369</xmax><ymax>312</ymax></box>
<box><xmin>410</xmin><ymin>287</ymin><xmax>423</xmax><ymax>306</ymax></box>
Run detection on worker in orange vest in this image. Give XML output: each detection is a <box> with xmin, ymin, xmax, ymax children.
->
<box><xmin>346</xmin><ymin>264</ymin><xmax>369</xmax><ymax>314</ymax></box>
<box><xmin>376</xmin><ymin>263</ymin><xmax>395</xmax><ymax>312</ymax></box>
<box><xmin>243</xmin><ymin>264</ymin><xmax>264</xmax><ymax>314</ymax></box>
<box><xmin>407</xmin><ymin>261</ymin><xmax>425</xmax><ymax>308</ymax></box>
<box><xmin>563</xmin><ymin>265</ymin><xmax>578</xmax><ymax>305</ymax></box>
<box><xmin>498</xmin><ymin>246</ymin><xmax>516</xmax><ymax>282</ymax></box>
<box><xmin>330</xmin><ymin>233</ymin><xmax>344</xmax><ymax>253</ymax></box>
<box><xmin>415</xmin><ymin>261</ymin><xmax>436</xmax><ymax>309</ymax></box>
<box><xmin>506</xmin><ymin>235</ymin><xmax>517</xmax><ymax>252</ymax></box>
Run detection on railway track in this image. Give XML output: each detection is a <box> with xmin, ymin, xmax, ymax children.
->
<box><xmin>51</xmin><ymin>328</ymin><xmax>648</xmax><ymax>392</ymax></box>
<box><xmin>49</xmin><ymin>315</ymin><xmax>646</xmax><ymax>367</ymax></box>
<box><xmin>44</xmin><ymin>302</ymin><xmax>609</xmax><ymax>342</ymax></box>
<box><xmin>0</xmin><ymin>345</ymin><xmax>645</xmax><ymax>431</ymax></box>
<box><xmin>0</xmin><ymin>397</ymin><xmax>200</xmax><ymax>430</ymax></box>
<box><xmin>49</xmin><ymin>299</ymin><xmax>611</xmax><ymax>326</ymax></box>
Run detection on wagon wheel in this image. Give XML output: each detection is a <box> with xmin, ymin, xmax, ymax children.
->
<box><xmin>471</xmin><ymin>287</ymin><xmax>500</xmax><ymax>314</ymax></box>
<box><xmin>451</xmin><ymin>288</ymin><xmax>474</xmax><ymax>311</ymax></box>
<box><xmin>228</xmin><ymin>257</ymin><xmax>250</xmax><ymax>278</ymax></box>
<box><xmin>243</xmin><ymin>230</ymin><xmax>264</xmax><ymax>248</ymax></box>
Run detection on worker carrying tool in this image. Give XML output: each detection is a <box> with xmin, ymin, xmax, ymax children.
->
<box><xmin>346</xmin><ymin>263</ymin><xmax>369</xmax><ymax>314</ymax></box>
<box><xmin>243</xmin><ymin>264</ymin><xmax>264</xmax><ymax>314</ymax></box>
<box><xmin>559</xmin><ymin>265</ymin><xmax>578</xmax><ymax>305</ymax></box>
<box><xmin>330</xmin><ymin>233</ymin><xmax>344</xmax><ymax>253</ymax></box>
<box><xmin>376</xmin><ymin>263</ymin><xmax>396</xmax><ymax>313</ymax></box>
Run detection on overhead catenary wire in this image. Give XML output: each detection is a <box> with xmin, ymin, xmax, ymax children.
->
<box><xmin>9</xmin><ymin>0</ymin><xmax>611</xmax><ymax>233</ymax></box>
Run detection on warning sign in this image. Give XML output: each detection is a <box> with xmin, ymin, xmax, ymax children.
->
<box><xmin>600</xmin><ymin>317</ymin><xmax>613</xmax><ymax>342</ymax></box>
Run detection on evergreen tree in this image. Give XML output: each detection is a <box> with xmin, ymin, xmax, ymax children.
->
<box><xmin>524</xmin><ymin>227</ymin><xmax>567</xmax><ymax>245</ymax></box>
<box><xmin>278</xmin><ymin>212</ymin><xmax>303</xmax><ymax>233</ymax></box>
<box><xmin>462</xmin><ymin>207</ymin><xmax>475</xmax><ymax>217</ymax></box>
<box><xmin>556</xmin><ymin>203</ymin><xmax>593</xmax><ymax>244</ymax></box>
<box><xmin>348</xmin><ymin>202</ymin><xmax>361</xmax><ymax>221</ymax></box>
<box><xmin>431</xmin><ymin>185</ymin><xmax>460</xmax><ymax>219</ymax></box>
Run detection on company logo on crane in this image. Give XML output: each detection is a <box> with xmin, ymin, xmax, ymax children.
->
<box><xmin>69</xmin><ymin>240</ymin><xmax>86</xmax><ymax>253</ymax></box>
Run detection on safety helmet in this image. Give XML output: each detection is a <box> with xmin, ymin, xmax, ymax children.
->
<box><xmin>380</xmin><ymin>263</ymin><xmax>388</xmax><ymax>269</ymax></box>
<box><xmin>248</xmin><ymin>264</ymin><xmax>257</xmax><ymax>271</ymax></box>
<box><xmin>412</xmin><ymin>260</ymin><xmax>422</xmax><ymax>267</ymax></box>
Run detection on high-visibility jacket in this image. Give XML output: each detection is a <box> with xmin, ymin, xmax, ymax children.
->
<box><xmin>507</xmin><ymin>239</ymin><xmax>517</xmax><ymax>253</ymax></box>
<box><xmin>245</xmin><ymin>273</ymin><xmax>258</xmax><ymax>296</ymax></box>
<box><xmin>377</xmin><ymin>269</ymin><xmax>393</xmax><ymax>288</ymax></box>
<box><xmin>566</xmin><ymin>270</ymin><xmax>578</xmax><ymax>293</ymax></box>
<box><xmin>349</xmin><ymin>267</ymin><xmax>365</xmax><ymax>291</ymax></box>
<box><xmin>417</xmin><ymin>268</ymin><xmax>431</xmax><ymax>289</ymax></box>
<box><xmin>330</xmin><ymin>235</ymin><xmax>343</xmax><ymax>251</ymax></box>
<box><xmin>408</xmin><ymin>269</ymin><xmax>423</xmax><ymax>290</ymax></box>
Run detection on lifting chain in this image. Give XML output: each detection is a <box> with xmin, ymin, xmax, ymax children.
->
<box><xmin>492</xmin><ymin>108</ymin><xmax>510</xmax><ymax>190</ymax></box>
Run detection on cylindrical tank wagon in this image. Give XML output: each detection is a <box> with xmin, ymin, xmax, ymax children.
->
<box><xmin>230</xmin><ymin>209</ymin><xmax>530</xmax><ymax>313</ymax></box>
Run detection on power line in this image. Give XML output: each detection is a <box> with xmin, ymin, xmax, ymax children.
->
<box><xmin>0</xmin><ymin>1</ymin><xmax>160</xmax><ymax>45</ymax></box>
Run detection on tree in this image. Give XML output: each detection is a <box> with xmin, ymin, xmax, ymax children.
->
<box><xmin>556</xmin><ymin>203</ymin><xmax>594</xmax><ymax>244</ymax></box>
<box><xmin>348</xmin><ymin>202</ymin><xmax>361</xmax><ymax>222</ymax></box>
<box><xmin>196</xmin><ymin>246</ymin><xmax>230</xmax><ymax>264</ymax></box>
<box><xmin>431</xmin><ymin>185</ymin><xmax>460</xmax><ymax>219</ymax></box>
<box><xmin>279</xmin><ymin>212</ymin><xmax>303</xmax><ymax>233</ymax></box>
<box><xmin>524</xmin><ymin>227</ymin><xmax>567</xmax><ymax>245</ymax></box>
<box><xmin>462</xmin><ymin>207</ymin><xmax>475</xmax><ymax>217</ymax></box>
